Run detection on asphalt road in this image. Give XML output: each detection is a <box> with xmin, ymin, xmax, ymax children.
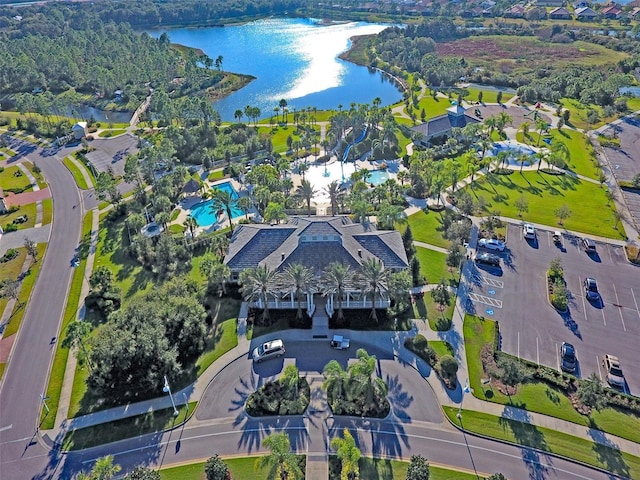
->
<box><xmin>0</xmin><ymin>137</ymin><xmax>84</xmax><ymax>474</ymax></box>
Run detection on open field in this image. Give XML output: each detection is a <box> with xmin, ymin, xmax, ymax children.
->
<box><xmin>437</xmin><ymin>36</ymin><xmax>627</xmax><ymax>71</ymax></box>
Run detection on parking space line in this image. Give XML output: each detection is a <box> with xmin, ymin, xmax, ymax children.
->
<box><xmin>578</xmin><ymin>275</ymin><xmax>588</xmax><ymax>322</ymax></box>
<box><xmin>596</xmin><ymin>355</ymin><xmax>603</xmax><ymax>382</ymax></box>
<box><xmin>517</xmin><ymin>332</ymin><xmax>520</xmax><ymax>358</ymax></box>
<box><xmin>631</xmin><ymin>288</ymin><xmax>640</xmax><ymax>321</ymax></box>
<box><xmin>467</xmin><ymin>293</ymin><xmax>503</xmax><ymax>308</ymax></box>
<box><xmin>613</xmin><ymin>284</ymin><xmax>627</xmax><ymax>331</ymax></box>
<box><xmin>608</xmin><ymin>244</ymin><xmax>614</xmax><ymax>264</ymax></box>
<box><xmin>601</xmin><ymin>306</ymin><xmax>607</xmax><ymax>326</ymax></box>
<box><xmin>556</xmin><ymin>343</ymin><xmax>560</xmax><ymax>372</ymax></box>
<box><xmin>536</xmin><ymin>337</ymin><xmax>539</xmax><ymax>365</ymax></box>
<box><xmin>470</xmin><ymin>274</ymin><xmax>504</xmax><ymax>288</ymax></box>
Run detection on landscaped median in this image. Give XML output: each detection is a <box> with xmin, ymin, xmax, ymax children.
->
<box><xmin>62</xmin><ymin>156</ymin><xmax>93</xmax><ymax>190</ymax></box>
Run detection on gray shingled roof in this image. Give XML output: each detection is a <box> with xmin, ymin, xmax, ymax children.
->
<box><xmin>224</xmin><ymin>216</ymin><xmax>408</xmax><ymax>275</ymax></box>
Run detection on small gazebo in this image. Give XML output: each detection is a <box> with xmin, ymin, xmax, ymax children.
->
<box><xmin>181</xmin><ymin>178</ymin><xmax>202</xmax><ymax>197</ymax></box>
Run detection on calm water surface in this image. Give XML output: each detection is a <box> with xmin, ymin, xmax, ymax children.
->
<box><xmin>148</xmin><ymin>18</ymin><xmax>402</xmax><ymax>121</ymax></box>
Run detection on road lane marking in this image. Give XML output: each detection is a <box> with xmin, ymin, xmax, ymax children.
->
<box><xmin>467</xmin><ymin>293</ymin><xmax>502</xmax><ymax>308</ymax></box>
<box><xmin>631</xmin><ymin>288</ymin><xmax>640</xmax><ymax>321</ymax></box>
<box><xmin>0</xmin><ymin>424</ymin><xmax>12</xmax><ymax>432</ymax></box>
<box><xmin>613</xmin><ymin>284</ymin><xmax>626</xmax><ymax>331</ymax></box>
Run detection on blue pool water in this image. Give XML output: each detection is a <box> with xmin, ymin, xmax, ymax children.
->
<box><xmin>190</xmin><ymin>182</ymin><xmax>244</xmax><ymax>227</ymax></box>
<box><xmin>367</xmin><ymin>170</ymin><xmax>390</xmax><ymax>186</ymax></box>
<box><xmin>489</xmin><ymin>141</ymin><xmax>538</xmax><ymax>166</ymax></box>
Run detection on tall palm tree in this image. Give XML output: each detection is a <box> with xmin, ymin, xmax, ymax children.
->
<box><xmin>322</xmin><ymin>360</ymin><xmax>348</xmax><ymax>406</ymax></box>
<box><xmin>349</xmin><ymin>349</ymin><xmax>388</xmax><ymax>408</ymax></box>
<box><xmin>256</xmin><ymin>432</ymin><xmax>303</xmax><ymax>480</ymax></box>
<box><xmin>321</xmin><ymin>262</ymin><xmax>353</xmax><ymax>325</ymax></box>
<box><xmin>89</xmin><ymin>455</ymin><xmax>121</xmax><ymax>480</ymax></box>
<box><xmin>358</xmin><ymin>258</ymin><xmax>388</xmax><ymax>323</ymax></box>
<box><xmin>183</xmin><ymin>216</ymin><xmax>198</xmax><ymax>238</ymax></box>
<box><xmin>535</xmin><ymin>118</ymin><xmax>548</xmax><ymax>147</ymax></box>
<box><xmin>330</xmin><ymin>429</ymin><xmax>362</xmax><ymax>480</ymax></box>
<box><xmin>279</xmin><ymin>99</ymin><xmax>288</xmax><ymax>123</ymax></box>
<box><xmin>210</xmin><ymin>188</ymin><xmax>238</xmax><ymax>233</ymax></box>
<box><xmin>295</xmin><ymin>179</ymin><xmax>316</xmax><ymax>216</ymax></box>
<box><xmin>519</xmin><ymin>121</ymin><xmax>531</xmax><ymax>143</ymax></box>
<box><xmin>284</xmin><ymin>263</ymin><xmax>313</xmax><ymax>320</ymax></box>
<box><xmin>325</xmin><ymin>181</ymin><xmax>342</xmax><ymax>216</ymax></box>
<box><xmin>237</xmin><ymin>196</ymin><xmax>253</xmax><ymax>220</ymax></box>
<box><xmin>240</xmin><ymin>265</ymin><xmax>279</xmax><ymax>323</ymax></box>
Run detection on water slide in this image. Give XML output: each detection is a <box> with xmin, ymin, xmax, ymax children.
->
<box><xmin>342</xmin><ymin>126</ymin><xmax>368</xmax><ymax>163</ymax></box>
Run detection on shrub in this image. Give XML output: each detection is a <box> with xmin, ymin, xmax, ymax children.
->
<box><xmin>3</xmin><ymin>223</ymin><xmax>18</xmax><ymax>232</ymax></box>
<box><xmin>0</xmin><ymin>248</ymin><xmax>19</xmax><ymax>263</ymax></box>
<box><xmin>404</xmin><ymin>335</ymin><xmax>437</xmax><ymax>367</ymax></box>
<box><xmin>437</xmin><ymin>355</ymin><xmax>459</xmax><ymax>386</ymax></box>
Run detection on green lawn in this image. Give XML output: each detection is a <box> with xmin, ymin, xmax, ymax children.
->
<box><xmin>415</xmin><ymin>94</ymin><xmax>452</xmax><ymax>121</ymax></box>
<box><xmin>97</xmin><ymin>129</ymin><xmax>127</xmax><ymax>138</ymax></box>
<box><xmin>2</xmin><ymin>243</ymin><xmax>46</xmax><ymax>338</ymax></box>
<box><xmin>207</xmin><ymin>169</ymin><xmax>225</xmax><ymax>181</ymax></box>
<box><xmin>0</xmin><ymin>248</ymin><xmax>28</xmax><ymax>321</ymax></box>
<box><xmin>22</xmin><ymin>160</ymin><xmax>48</xmax><ymax>189</ymax></box>
<box><xmin>403</xmin><ymin>209</ymin><xmax>450</xmax><ymax>248</ymax></box>
<box><xmin>0</xmin><ymin>165</ymin><xmax>33</xmax><ymax>193</ymax></box>
<box><xmin>40</xmin><ymin>212</ymin><xmax>93</xmax><ymax>429</ymax></box>
<box><xmin>41</xmin><ymin>198</ymin><xmax>53</xmax><ymax>225</ymax></box>
<box><xmin>63</xmin><ymin>156</ymin><xmax>91</xmax><ymax>189</ymax></box>
<box><xmin>160</xmin><ymin>456</ymin><xmax>488</xmax><ymax>480</ymax></box>
<box><xmin>445</xmin><ymin>407</ymin><xmax>640</xmax><ymax>479</ymax></box>
<box><xmin>62</xmin><ymin>402</ymin><xmax>197</xmax><ymax>451</ymax></box>
<box><xmin>465</xmin><ymin>170</ymin><xmax>623</xmax><ymax>238</ymax></box>
<box><xmin>195</xmin><ymin>317</ymin><xmax>239</xmax><ymax>376</ymax></box>
<box><xmin>0</xmin><ymin>363</ymin><xmax>5</xmax><ymax>381</ymax></box>
<box><xmin>1</xmin><ymin>203</ymin><xmax>37</xmax><ymax>230</ymax></box>
<box><xmin>410</xmin><ymin>289</ymin><xmax>455</xmax><ymax>331</ymax></box>
<box><xmin>559</xmin><ymin>98</ymin><xmax>618</xmax><ymax>131</ymax></box>
<box><xmin>415</xmin><ymin>247</ymin><xmax>456</xmax><ymax>286</ymax></box>
<box><xmin>464</xmin><ymin>314</ymin><xmax>640</xmax><ymax>444</ymax></box>
<box><xmin>548</xmin><ymin>129</ymin><xmax>599</xmax><ymax>180</ymax></box>
<box><xmin>464</xmin><ymin>87</ymin><xmax>514</xmax><ymax>105</ymax></box>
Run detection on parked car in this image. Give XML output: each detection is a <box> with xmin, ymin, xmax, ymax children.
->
<box><xmin>523</xmin><ymin>223</ymin><xmax>536</xmax><ymax>240</ymax></box>
<box><xmin>583</xmin><ymin>277</ymin><xmax>599</xmax><ymax>301</ymax></box>
<box><xmin>478</xmin><ymin>238</ymin><xmax>505</xmax><ymax>251</ymax></box>
<box><xmin>475</xmin><ymin>251</ymin><xmax>501</xmax><ymax>266</ymax></box>
<box><xmin>603</xmin><ymin>354</ymin><xmax>625</xmax><ymax>389</ymax></box>
<box><xmin>252</xmin><ymin>339</ymin><xmax>285</xmax><ymax>363</ymax></box>
<box><xmin>582</xmin><ymin>238</ymin><xmax>597</xmax><ymax>253</ymax></box>
<box><xmin>560</xmin><ymin>342</ymin><xmax>577</xmax><ymax>373</ymax></box>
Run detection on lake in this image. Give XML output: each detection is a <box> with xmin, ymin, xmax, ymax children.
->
<box><xmin>148</xmin><ymin>18</ymin><xmax>403</xmax><ymax>122</ymax></box>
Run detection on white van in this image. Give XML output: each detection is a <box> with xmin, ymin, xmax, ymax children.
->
<box><xmin>252</xmin><ymin>339</ymin><xmax>285</xmax><ymax>363</ymax></box>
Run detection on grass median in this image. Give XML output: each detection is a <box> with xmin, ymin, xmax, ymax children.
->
<box><xmin>445</xmin><ymin>406</ymin><xmax>640</xmax><ymax>479</ymax></box>
<box><xmin>62</xmin><ymin>156</ymin><xmax>91</xmax><ymax>190</ymax></box>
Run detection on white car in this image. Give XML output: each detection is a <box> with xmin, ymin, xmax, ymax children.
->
<box><xmin>523</xmin><ymin>223</ymin><xmax>536</xmax><ymax>239</ymax></box>
<box><xmin>478</xmin><ymin>238</ymin><xmax>505</xmax><ymax>252</ymax></box>
<box><xmin>252</xmin><ymin>339</ymin><xmax>285</xmax><ymax>363</ymax></box>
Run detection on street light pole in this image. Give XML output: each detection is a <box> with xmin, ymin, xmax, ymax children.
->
<box><xmin>457</xmin><ymin>379</ymin><xmax>470</xmax><ymax>420</ymax></box>
<box><xmin>163</xmin><ymin>375</ymin><xmax>179</xmax><ymax>417</ymax></box>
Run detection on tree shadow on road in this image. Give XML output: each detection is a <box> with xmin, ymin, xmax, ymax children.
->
<box><xmin>588</xmin><ymin>426</ymin><xmax>631</xmax><ymax>479</ymax></box>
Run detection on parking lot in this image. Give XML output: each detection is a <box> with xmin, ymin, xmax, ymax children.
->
<box><xmin>466</xmin><ymin>223</ymin><xmax>640</xmax><ymax>394</ymax></box>
<box><xmin>85</xmin><ymin>133</ymin><xmax>139</xmax><ymax>176</ymax></box>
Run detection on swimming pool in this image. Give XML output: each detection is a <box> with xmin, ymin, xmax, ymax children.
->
<box><xmin>190</xmin><ymin>182</ymin><xmax>244</xmax><ymax>227</ymax></box>
<box><xmin>489</xmin><ymin>141</ymin><xmax>538</xmax><ymax>166</ymax></box>
<box><xmin>367</xmin><ymin>169</ymin><xmax>390</xmax><ymax>186</ymax></box>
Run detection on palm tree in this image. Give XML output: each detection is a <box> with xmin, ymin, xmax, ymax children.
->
<box><xmin>183</xmin><ymin>216</ymin><xmax>198</xmax><ymax>238</ymax></box>
<box><xmin>256</xmin><ymin>432</ymin><xmax>303</xmax><ymax>480</ymax></box>
<box><xmin>321</xmin><ymin>262</ymin><xmax>353</xmax><ymax>325</ymax></box>
<box><xmin>358</xmin><ymin>258</ymin><xmax>388</xmax><ymax>322</ymax></box>
<box><xmin>296</xmin><ymin>179</ymin><xmax>316</xmax><ymax>216</ymax></box>
<box><xmin>89</xmin><ymin>455</ymin><xmax>121</xmax><ymax>480</ymax></box>
<box><xmin>240</xmin><ymin>265</ymin><xmax>279</xmax><ymax>323</ymax></box>
<box><xmin>210</xmin><ymin>188</ymin><xmax>238</xmax><ymax>233</ymax></box>
<box><xmin>297</xmin><ymin>161</ymin><xmax>308</xmax><ymax>180</ymax></box>
<box><xmin>325</xmin><ymin>181</ymin><xmax>342</xmax><ymax>216</ymax></box>
<box><xmin>484</xmin><ymin>116</ymin><xmax>497</xmax><ymax>139</ymax></box>
<box><xmin>331</xmin><ymin>429</ymin><xmax>362</xmax><ymax>480</ymax></box>
<box><xmin>496</xmin><ymin>112</ymin><xmax>512</xmax><ymax>137</ymax></box>
<box><xmin>349</xmin><ymin>348</ymin><xmax>388</xmax><ymax>407</ymax></box>
<box><xmin>237</xmin><ymin>196</ymin><xmax>253</xmax><ymax>220</ymax></box>
<box><xmin>535</xmin><ymin>118</ymin><xmax>548</xmax><ymax>147</ymax></box>
<box><xmin>323</xmin><ymin>360</ymin><xmax>348</xmax><ymax>405</ymax></box>
<box><xmin>519</xmin><ymin>121</ymin><xmax>531</xmax><ymax>143</ymax></box>
<box><xmin>62</xmin><ymin>321</ymin><xmax>93</xmax><ymax>371</ymax></box>
<box><xmin>279</xmin><ymin>99</ymin><xmax>288</xmax><ymax>123</ymax></box>
<box><xmin>284</xmin><ymin>263</ymin><xmax>313</xmax><ymax>320</ymax></box>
